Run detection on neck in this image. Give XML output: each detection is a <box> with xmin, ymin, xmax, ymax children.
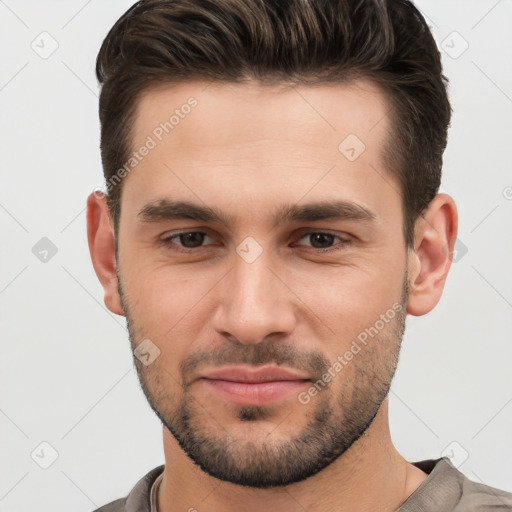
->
<box><xmin>157</xmin><ymin>399</ymin><xmax>428</xmax><ymax>512</ymax></box>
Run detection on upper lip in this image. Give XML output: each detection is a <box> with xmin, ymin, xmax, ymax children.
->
<box><xmin>199</xmin><ymin>365</ymin><xmax>311</xmax><ymax>383</ymax></box>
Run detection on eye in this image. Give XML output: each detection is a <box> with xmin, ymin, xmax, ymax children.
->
<box><xmin>160</xmin><ymin>231</ymin><xmax>213</xmax><ymax>252</ymax></box>
<box><xmin>295</xmin><ymin>231</ymin><xmax>351</xmax><ymax>252</ymax></box>
<box><xmin>159</xmin><ymin>230</ymin><xmax>352</xmax><ymax>254</ymax></box>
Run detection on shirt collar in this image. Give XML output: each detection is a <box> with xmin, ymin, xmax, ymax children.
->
<box><xmin>150</xmin><ymin>471</ymin><xmax>164</xmax><ymax>512</ymax></box>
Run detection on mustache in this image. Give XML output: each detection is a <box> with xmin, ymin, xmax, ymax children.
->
<box><xmin>179</xmin><ymin>340</ymin><xmax>330</xmax><ymax>386</ymax></box>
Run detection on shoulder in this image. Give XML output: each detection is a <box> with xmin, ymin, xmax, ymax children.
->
<box><xmin>91</xmin><ymin>465</ymin><xmax>165</xmax><ymax>512</ymax></box>
<box><xmin>92</xmin><ymin>498</ymin><xmax>126</xmax><ymax>512</ymax></box>
<box><xmin>455</xmin><ymin>473</ymin><xmax>512</xmax><ymax>511</ymax></box>
<box><xmin>399</xmin><ymin>457</ymin><xmax>512</xmax><ymax>511</ymax></box>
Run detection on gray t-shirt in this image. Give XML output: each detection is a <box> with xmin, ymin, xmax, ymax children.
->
<box><xmin>93</xmin><ymin>457</ymin><xmax>512</xmax><ymax>511</ymax></box>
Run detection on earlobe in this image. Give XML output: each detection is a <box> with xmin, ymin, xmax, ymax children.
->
<box><xmin>406</xmin><ymin>193</ymin><xmax>458</xmax><ymax>316</ymax></box>
<box><xmin>86</xmin><ymin>191</ymin><xmax>124</xmax><ymax>316</ymax></box>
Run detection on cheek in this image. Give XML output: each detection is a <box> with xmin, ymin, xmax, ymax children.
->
<box><xmin>124</xmin><ymin>269</ymin><xmax>217</xmax><ymax>356</ymax></box>
<box><xmin>127</xmin><ymin>265</ymin><xmax>209</xmax><ymax>314</ymax></box>
<box><xmin>289</xmin><ymin>264</ymin><xmax>400</xmax><ymax>332</ymax></box>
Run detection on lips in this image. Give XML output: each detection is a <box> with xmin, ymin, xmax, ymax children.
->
<box><xmin>197</xmin><ymin>365</ymin><xmax>311</xmax><ymax>406</ymax></box>
<box><xmin>199</xmin><ymin>365</ymin><xmax>311</xmax><ymax>383</ymax></box>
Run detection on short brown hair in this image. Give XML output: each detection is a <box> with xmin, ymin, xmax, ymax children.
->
<box><xmin>96</xmin><ymin>0</ymin><xmax>451</xmax><ymax>249</ymax></box>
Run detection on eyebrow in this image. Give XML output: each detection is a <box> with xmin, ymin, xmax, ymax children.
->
<box><xmin>137</xmin><ymin>198</ymin><xmax>377</xmax><ymax>228</ymax></box>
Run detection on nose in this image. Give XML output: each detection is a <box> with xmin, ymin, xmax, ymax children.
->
<box><xmin>212</xmin><ymin>250</ymin><xmax>296</xmax><ymax>345</ymax></box>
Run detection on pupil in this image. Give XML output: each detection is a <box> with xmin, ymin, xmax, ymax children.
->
<box><xmin>311</xmin><ymin>233</ymin><xmax>333</xmax><ymax>248</ymax></box>
<box><xmin>181</xmin><ymin>232</ymin><xmax>204</xmax><ymax>248</ymax></box>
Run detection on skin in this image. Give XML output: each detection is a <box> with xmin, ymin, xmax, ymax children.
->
<box><xmin>87</xmin><ymin>79</ymin><xmax>458</xmax><ymax>512</ymax></box>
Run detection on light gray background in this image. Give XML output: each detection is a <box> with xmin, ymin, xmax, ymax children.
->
<box><xmin>1</xmin><ymin>1</ymin><xmax>511</xmax><ymax>511</ymax></box>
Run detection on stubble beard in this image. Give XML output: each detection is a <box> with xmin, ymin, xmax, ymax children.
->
<box><xmin>119</xmin><ymin>268</ymin><xmax>409</xmax><ymax>488</ymax></box>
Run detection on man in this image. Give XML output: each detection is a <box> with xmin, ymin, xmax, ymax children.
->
<box><xmin>86</xmin><ymin>0</ymin><xmax>512</xmax><ymax>511</ymax></box>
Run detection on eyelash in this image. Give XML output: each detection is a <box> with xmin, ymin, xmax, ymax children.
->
<box><xmin>159</xmin><ymin>230</ymin><xmax>352</xmax><ymax>254</ymax></box>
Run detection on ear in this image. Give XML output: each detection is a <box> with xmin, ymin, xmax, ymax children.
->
<box><xmin>406</xmin><ymin>193</ymin><xmax>458</xmax><ymax>316</ymax></box>
<box><xmin>86</xmin><ymin>191</ymin><xmax>124</xmax><ymax>316</ymax></box>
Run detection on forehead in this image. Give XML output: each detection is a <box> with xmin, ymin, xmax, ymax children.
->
<box><xmin>132</xmin><ymin>79</ymin><xmax>390</xmax><ymax>157</ymax></box>
<box><xmin>122</xmin><ymin>79</ymin><xmax>398</xmax><ymax>228</ymax></box>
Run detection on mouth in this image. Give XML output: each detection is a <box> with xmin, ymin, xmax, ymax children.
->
<box><xmin>198</xmin><ymin>365</ymin><xmax>311</xmax><ymax>406</ymax></box>
<box><xmin>200</xmin><ymin>378</ymin><xmax>310</xmax><ymax>406</ymax></box>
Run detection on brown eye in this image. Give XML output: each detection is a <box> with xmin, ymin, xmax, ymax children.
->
<box><xmin>308</xmin><ymin>233</ymin><xmax>335</xmax><ymax>249</ymax></box>
<box><xmin>176</xmin><ymin>232</ymin><xmax>206</xmax><ymax>248</ymax></box>
<box><xmin>161</xmin><ymin>231</ymin><xmax>212</xmax><ymax>251</ymax></box>
<box><xmin>295</xmin><ymin>232</ymin><xmax>351</xmax><ymax>252</ymax></box>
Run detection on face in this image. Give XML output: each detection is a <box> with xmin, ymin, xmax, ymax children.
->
<box><xmin>115</xmin><ymin>80</ymin><xmax>410</xmax><ymax>488</ymax></box>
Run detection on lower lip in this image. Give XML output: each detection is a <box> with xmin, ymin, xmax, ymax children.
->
<box><xmin>200</xmin><ymin>378</ymin><xmax>310</xmax><ymax>406</ymax></box>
